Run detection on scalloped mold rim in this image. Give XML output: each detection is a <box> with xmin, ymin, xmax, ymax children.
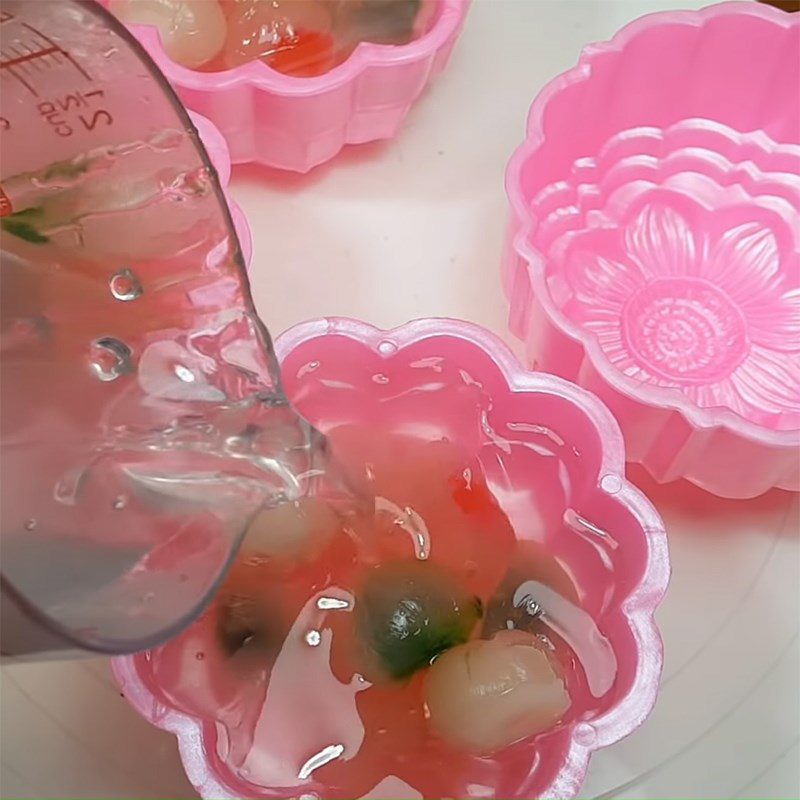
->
<box><xmin>113</xmin><ymin>317</ymin><xmax>669</xmax><ymax>800</ymax></box>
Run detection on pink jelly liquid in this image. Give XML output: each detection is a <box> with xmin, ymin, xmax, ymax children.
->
<box><xmin>138</xmin><ymin>422</ymin><xmax>621</xmax><ymax>799</ymax></box>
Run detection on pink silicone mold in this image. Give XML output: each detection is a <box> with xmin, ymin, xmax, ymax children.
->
<box><xmin>504</xmin><ymin>1</ymin><xmax>800</xmax><ymax>499</ymax></box>
<box><xmin>191</xmin><ymin>110</ymin><xmax>252</xmax><ymax>266</ymax></box>
<box><xmin>108</xmin><ymin>1</ymin><xmax>469</xmax><ymax>172</ymax></box>
<box><xmin>113</xmin><ymin>318</ymin><xmax>668</xmax><ymax>800</ymax></box>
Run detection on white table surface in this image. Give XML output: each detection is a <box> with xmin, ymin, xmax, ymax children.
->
<box><xmin>1</xmin><ymin>1</ymin><xmax>798</xmax><ymax>798</ymax></box>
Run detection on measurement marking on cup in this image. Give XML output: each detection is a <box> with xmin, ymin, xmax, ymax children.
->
<box><xmin>22</xmin><ymin>22</ymin><xmax>92</xmax><ymax>81</ymax></box>
<box><xmin>0</xmin><ymin>45</ymin><xmax>59</xmax><ymax>70</ymax></box>
<box><xmin>13</xmin><ymin>43</ymin><xmax>60</xmax><ymax>73</ymax></box>
<box><xmin>8</xmin><ymin>45</ymin><xmax>40</xmax><ymax>74</ymax></box>
<box><xmin>1</xmin><ymin>28</ymin><xmax>91</xmax><ymax>96</ymax></box>
<box><xmin>1</xmin><ymin>63</ymin><xmax>37</xmax><ymax>96</ymax></box>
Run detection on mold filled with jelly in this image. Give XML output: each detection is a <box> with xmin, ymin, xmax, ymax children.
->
<box><xmin>110</xmin><ymin>0</ymin><xmax>438</xmax><ymax>77</ymax></box>
<box><xmin>140</xmin><ymin>360</ymin><xmax>625</xmax><ymax>800</ymax></box>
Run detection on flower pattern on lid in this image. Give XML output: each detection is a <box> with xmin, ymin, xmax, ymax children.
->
<box><xmin>564</xmin><ymin>202</ymin><xmax>800</xmax><ymax>426</ymax></box>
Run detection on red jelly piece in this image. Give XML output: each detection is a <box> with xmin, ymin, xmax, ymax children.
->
<box><xmin>264</xmin><ymin>29</ymin><xmax>336</xmax><ymax>77</ymax></box>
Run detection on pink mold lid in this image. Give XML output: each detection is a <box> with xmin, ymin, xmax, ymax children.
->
<box><xmin>107</xmin><ymin>1</ymin><xmax>470</xmax><ymax>172</ymax></box>
<box><xmin>504</xmin><ymin>1</ymin><xmax>800</xmax><ymax>499</ymax></box>
<box><xmin>114</xmin><ymin>318</ymin><xmax>669</xmax><ymax>800</ymax></box>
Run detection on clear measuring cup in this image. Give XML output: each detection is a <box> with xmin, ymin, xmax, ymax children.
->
<box><xmin>0</xmin><ymin>0</ymin><xmax>325</xmax><ymax>659</ymax></box>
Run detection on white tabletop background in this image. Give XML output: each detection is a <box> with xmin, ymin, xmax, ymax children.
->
<box><xmin>1</xmin><ymin>1</ymin><xmax>798</xmax><ymax>797</ymax></box>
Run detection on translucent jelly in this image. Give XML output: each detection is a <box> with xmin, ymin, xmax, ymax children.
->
<box><xmin>139</xmin><ymin>425</ymin><xmax>618</xmax><ymax>799</ymax></box>
<box><xmin>110</xmin><ymin>0</ymin><xmax>435</xmax><ymax>77</ymax></box>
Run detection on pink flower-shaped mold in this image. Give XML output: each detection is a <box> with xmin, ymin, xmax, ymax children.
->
<box><xmin>106</xmin><ymin>1</ymin><xmax>469</xmax><ymax>173</ymax></box>
<box><xmin>113</xmin><ymin>318</ymin><xmax>668</xmax><ymax>800</ymax></box>
<box><xmin>504</xmin><ymin>2</ymin><xmax>800</xmax><ymax>499</ymax></box>
<box><xmin>191</xmin><ymin>110</ymin><xmax>252</xmax><ymax>266</ymax></box>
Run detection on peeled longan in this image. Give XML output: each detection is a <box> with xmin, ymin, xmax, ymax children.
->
<box><xmin>424</xmin><ymin>631</ymin><xmax>569</xmax><ymax>755</ymax></box>
<box><xmin>241</xmin><ymin>496</ymin><xmax>339</xmax><ymax>561</ymax></box>
<box><xmin>110</xmin><ymin>0</ymin><xmax>226</xmax><ymax>69</ymax></box>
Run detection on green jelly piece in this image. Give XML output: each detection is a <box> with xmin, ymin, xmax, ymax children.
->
<box><xmin>43</xmin><ymin>157</ymin><xmax>91</xmax><ymax>181</ymax></box>
<box><xmin>355</xmin><ymin>561</ymin><xmax>482</xmax><ymax>679</ymax></box>
<box><xmin>2</xmin><ymin>208</ymin><xmax>49</xmax><ymax>244</ymax></box>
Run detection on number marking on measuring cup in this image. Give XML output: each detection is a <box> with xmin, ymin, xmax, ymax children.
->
<box><xmin>0</xmin><ymin>17</ymin><xmax>92</xmax><ymax>98</ymax></box>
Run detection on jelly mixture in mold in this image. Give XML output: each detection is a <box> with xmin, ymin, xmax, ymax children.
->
<box><xmin>110</xmin><ymin>0</ymin><xmax>436</xmax><ymax>77</ymax></box>
<box><xmin>143</xmin><ymin>424</ymin><xmax>618</xmax><ymax>799</ymax></box>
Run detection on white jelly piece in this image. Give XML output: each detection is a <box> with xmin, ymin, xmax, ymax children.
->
<box><xmin>424</xmin><ymin>631</ymin><xmax>570</xmax><ymax>754</ymax></box>
<box><xmin>110</xmin><ymin>0</ymin><xmax>226</xmax><ymax>68</ymax></box>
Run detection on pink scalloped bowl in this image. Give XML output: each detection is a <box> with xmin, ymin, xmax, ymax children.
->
<box><xmin>113</xmin><ymin>318</ymin><xmax>668</xmax><ymax>800</ymax></box>
<box><xmin>503</xmin><ymin>1</ymin><xmax>800</xmax><ymax>500</ymax></box>
<box><xmin>190</xmin><ymin>111</ymin><xmax>252</xmax><ymax>266</ymax></box>
<box><xmin>105</xmin><ymin>1</ymin><xmax>469</xmax><ymax>173</ymax></box>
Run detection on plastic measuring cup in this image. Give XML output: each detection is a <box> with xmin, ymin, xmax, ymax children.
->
<box><xmin>0</xmin><ymin>0</ymin><xmax>316</xmax><ymax>659</ymax></box>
